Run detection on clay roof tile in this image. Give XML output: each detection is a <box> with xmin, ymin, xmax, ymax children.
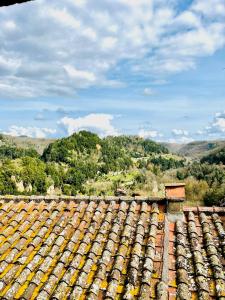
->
<box><xmin>0</xmin><ymin>197</ymin><xmax>223</xmax><ymax>299</ymax></box>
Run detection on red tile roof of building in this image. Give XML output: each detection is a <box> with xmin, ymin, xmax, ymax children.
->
<box><xmin>0</xmin><ymin>196</ymin><xmax>224</xmax><ymax>299</ymax></box>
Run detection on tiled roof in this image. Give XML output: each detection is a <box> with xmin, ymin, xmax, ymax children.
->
<box><xmin>174</xmin><ymin>209</ymin><xmax>225</xmax><ymax>300</ymax></box>
<box><xmin>0</xmin><ymin>197</ymin><xmax>224</xmax><ymax>299</ymax></box>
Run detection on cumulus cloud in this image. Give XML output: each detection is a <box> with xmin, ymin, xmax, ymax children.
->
<box><xmin>138</xmin><ymin>129</ymin><xmax>162</xmax><ymax>139</ymax></box>
<box><xmin>205</xmin><ymin>111</ymin><xmax>225</xmax><ymax>136</ymax></box>
<box><xmin>0</xmin><ymin>0</ymin><xmax>225</xmax><ymax>97</ymax></box>
<box><xmin>192</xmin><ymin>0</ymin><xmax>225</xmax><ymax>17</ymax></box>
<box><xmin>169</xmin><ymin>128</ymin><xmax>193</xmax><ymax>143</ymax></box>
<box><xmin>64</xmin><ymin>65</ymin><xmax>96</xmax><ymax>87</ymax></box>
<box><xmin>143</xmin><ymin>88</ymin><xmax>154</xmax><ymax>96</ymax></box>
<box><xmin>58</xmin><ymin>113</ymin><xmax>119</xmax><ymax>137</ymax></box>
<box><xmin>172</xmin><ymin>129</ymin><xmax>189</xmax><ymax>136</ymax></box>
<box><xmin>3</xmin><ymin>126</ymin><xmax>56</xmax><ymax>138</ymax></box>
<box><xmin>168</xmin><ymin>136</ymin><xmax>194</xmax><ymax>144</ymax></box>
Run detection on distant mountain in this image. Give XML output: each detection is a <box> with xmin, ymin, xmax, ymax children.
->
<box><xmin>162</xmin><ymin>140</ymin><xmax>225</xmax><ymax>159</ymax></box>
<box><xmin>42</xmin><ymin>132</ymin><xmax>168</xmax><ymax>164</ymax></box>
<box><xmin>201</xmin><ymin>147</ymin><xmax>225</xmax><ymax>165</ymax></box>
<box><xmin>1</xmin><ymin>133</ymin><xmax>225</xmax><ymax>159</ymax></box>
<box><xmin>0</xmin><ymin>134</ymin><xmax>54</xmax><ymax>154</ymax></box>
<box><xmin>0</xmin><ymin>132</ymin><xmax>224</xmax><ymax>206</ymax></box>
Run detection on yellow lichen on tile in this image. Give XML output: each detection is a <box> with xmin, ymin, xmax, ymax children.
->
<box><xmin>117</xmin><ymin>285</ymin><xmax>124</xmax><ymax>294</ymax></box>
<box><xmin>80</xmin><ymin>294</ymin><xmax>87</xmax><ymax>300</ymax></box>
<box><xmin>85</xmin><ymin>243</ymin><xmax>92</xmax><ymax>253</ymax></box>
<box><xmin>158</xmin><ymin>212</ymin><xmax>165</xmax><ymax>222</ymax></box>
<box><xmin>0</xmin><ymin>264</ymin><xmax>13</xmax><ymax>279</ymax></box>
<box><xmin>69</xmin><ymin>269</ymin><xmax>79</xmax><ymax>286</ymax></box>
<box><xmin>169</xmin><ymin>279</ymin><xmax>177</xmax><ymax>287</ymax></box>
<box><xmin>87</xmin><ymin>270</ymin><xmax>95</xmax><ymax>285</ymax></box>
<box><xmin>30</xmin><ymin>288</ymin><xmax>40</xmax><ymax>300</ymax></box>
<box><xmin>152</xmin><ymin>272</ymin><xmax>160</xmax><ymax>278</ymax></box>
<box><xmin>191</xmin><ymin>293</ymin><xmax>198</xmax><ymax>300</ymax></box>
<box><xmin>14</xmin><ymin>281</ymin><xmax>29</xmax><ymax>299</ymax></box>
<box><xmin>127</xmin><ymin>287</ymin><xmax>139</xmax><ymax>296</ymax></box>
<box><xmin>3</xmin><ymin>200</ymin><xmax>223</xmax><ymax>299</ymax></box>
<box><xmin>209</xmin><ymin>280</ymin><xmax>216</xmax><ymax>294</ymax></box>
<box><xmin>151</xmin><ymin>285</ymin><xmax>157</xmax><ymax>298</ymax></box>
<box><xmin>91</xmin><ymin>264</ymin><xmax>98</xmax><ymax>271</ymax></box>
<box><xmin>78</xmin><ymin>256</ymin><xmax>86</xmax><ymax>269</ymax></box>
<box><xmin>101</xmin><ymin>280</ymin><xmax>108</xmax><ymax>289</ymax></box>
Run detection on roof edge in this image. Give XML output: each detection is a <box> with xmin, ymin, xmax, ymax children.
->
<box><xmin>184</xmin><ymin>206</ymin><xmax>225</xmax><ymax>213</ymax></box>
<box><xmin>165</xmin><ymin>183</ymin><xmax>186</xmax><ymax>187</ymax></box>
<box><xmin>0</xmin><ymin>195</ymin><xmax>167</xmax><ymax>203</ymax></box>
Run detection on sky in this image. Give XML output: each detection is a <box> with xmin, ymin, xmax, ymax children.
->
<box><xmin>0</xmin><ymin>0</ymin><xmax>225</xmax><ymax>143</ymax></box>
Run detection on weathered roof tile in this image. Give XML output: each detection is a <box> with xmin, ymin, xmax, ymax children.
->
<box><xmin>0</xmin><ymin>197</ymin><xmax>224</xmax><ymax>299</ymax></box>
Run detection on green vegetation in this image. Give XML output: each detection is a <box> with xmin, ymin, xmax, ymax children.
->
<box><xmin>150</xmin><ymin>156</ymin><xmax>185</xmax><ymax>171</ymax></box>
<box><xmin>0</xmin><ymin>133</ymin><xmax>54</xmax><ymax>154</ymax></box>
<box><xmin>0</xmin><ymin>130</ymin><xmax>224</xmax><ymax>207</ymax></box>
<box><xmin>176</xmin><ymin>162</ymin><xmax>225</xmax><ymax>206</ymax></box>
<box><xmin>165</xmin><ymin>140</ymin><xmax>225</xmax><ymax>158</ymax></box>
<box><xmin>201</xmin><ymin>147</ymin><xmax>225</xmax><ymax>165</ymax></box>
<box><xmin>0</xmin><ymin>145</ymin><xmax>39</xmax><ymax>159</ymax></box>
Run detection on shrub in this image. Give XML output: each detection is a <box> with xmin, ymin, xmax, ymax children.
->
<box><xmin>204</xmin><ymin>186</ymin><xmax>225</xmax><ymax>206</ymax></box>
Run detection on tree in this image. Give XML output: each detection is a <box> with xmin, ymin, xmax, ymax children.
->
<box><xmin>201</xmin><ymin>147</ymin><xmax>225</xmax><ymax>165</ymax></box>
<box><xmin>204</xmin><ymin>186</ymin><xmax>225</xmax><ymax>206</ymax></box>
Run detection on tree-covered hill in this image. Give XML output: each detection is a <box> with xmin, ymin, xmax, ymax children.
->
<box><xmin>0</xmin><ymin>131</ymin><xmax>172</xmax><ymax>196</ymax></box>
<box><xmin>201</xmin><ymin>147</ymin><xmax>225</xmax><ymax>165</ymax></box>
<box><xmin>164</xmin><ymin>140</ymin><xmax>225</xmax><ymax>158</ymax></box>
<box><xmin>0</xmin><ymin>131</ymin><xmax>224</xmax><ymax>207</ymax></box>
<box><xmin>0</xmin><ymin>133</ymin><xmax>54</xmax><ymax>155</ymax></box>
<box><xmin>42</xmin><ymin>132</ymin><xmax>168</xmax><ymax>163</ymax></box>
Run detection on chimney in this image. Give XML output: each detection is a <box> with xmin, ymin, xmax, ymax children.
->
<box><xmin>165</xmin><ymin>183</ymin><xmax>185</xmax><ymax>214</ymax></box>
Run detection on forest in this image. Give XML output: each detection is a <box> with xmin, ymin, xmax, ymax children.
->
<box><xmin>0</xmin><ymin>131</ymin><xmax>224</xmax><ymax>206</ymax></box>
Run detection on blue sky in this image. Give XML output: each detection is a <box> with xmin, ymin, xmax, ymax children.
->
<box><xmin>0</xmin><ymin>0</ymin><xmax>225</xmax><ymax>142</ymax></box>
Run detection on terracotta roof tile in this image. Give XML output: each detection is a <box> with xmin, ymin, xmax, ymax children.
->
<box><xmin>0</xmin><ymin>197</ymin><xmax>224</xmax><ymax>299</ymax></box>
<box><xmin>175</xmin><ymin>210</ymin><xmax>225</xmax><ymax>300</ymax></box>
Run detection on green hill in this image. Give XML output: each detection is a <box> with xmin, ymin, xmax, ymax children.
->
<box><xmin>2</xmin><ymin>132</ymin><xmax>224</xmax><ymax>160</ymax></box>
<box><xmin>0</xmin><ymin>133</ymin><xmax>53</xmax><ymax>154</ymax></box>
<box><xmin>201</xmin><ymin>147</ymin><xmax>225</xmax><ymax>164</ymax></box>
<box><xmin>0</xmin><ymin>131</ymin><xmax>173</xmax><ymax>197</ymax></box>
<box><xmin>0</xmin><ymin>132</ymin><xmax>224</xmax><ymax>206</ymax></box>
<box><xmin>163</xmin><ymin>140</ymin><xmax>225</xmax><ymax>159</ymax></box>
<box><xmin>42</xmin><ymin>133</ymin><xmax>168</xmax><ymax>163</ymax></box>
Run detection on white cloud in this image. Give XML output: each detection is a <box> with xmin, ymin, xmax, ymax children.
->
<box><xmin>101</xmin><ymin>37</ymin><xmax>117</xmax><ymax>51</ymax></box>
<box><xmin>82</xmin><ymin>27</ymin><xmax>97</xmax><ymax>41</ymax></box>
<box><xmin>70</xmin><ymin>0</ymin><xmax>87</xmax><ymax>7</ymax></box>
<box><xmin>152</xmin><ymin>79</ymin><xmax>168</xmax><ymax>85</ymax></box>
<box><xmin>0</xmin><ymin>0</ymin><xmax>225</xmax><ymax>97</ymax></box>
<box><xmin>211</xmin><ymin>118</ymin><xmax>225</xmax><ymax>133</ymax></box>
<box><xmin>174</xmin><ymin>11</ymin><xmax>201</xmax><ymax>28</ymax></box>
<box><xmin>0</xmin><ymin>55</ymin><xmax>21</xmax><ymax>74</ymax></box>
<box><xmin>192</xmin><ymin>0</ymin><xmax>225</xmax><ymax>17</ymax></box>
<box><xmin>3</xmin><ymin>126</ymin><xmax>56</xmax><ymax>138</ymax></box>
<box><xmin>47</xmin><ymin>8</ymin><xmax>81</xmax><ymax>29</ymax></box>
<box><xmin>170</xmin><ymin>129</ymin><xmax>193</xmax><ymax>143</ymax></box>
<box><xmin>143</xmin><ymin>88</ymin><xmax>154</xmax><ymax>96</ymax></box>
<box><xmin>58</xmin><ymin>113</ymin><xmax>119</xmax><ymax>137</ymax></box>
<box><xmin>205</xmin><ymin>111</ymin><xmax>225</xmax><ymax>135</ymax></box>
<box><xmin>64</xmin><ymin>65</ymin><xmax>96</xmax><ymax>83</ymax></box>
<box><xmin>4</xmin><ymin>20</ymin><xmax>17</xmax><ymax>30</ymax></box>
<box><xmin>196</xmin><ymin>130</ymin><xmax>204</xmax><ymax>135</ymax></box>
<box><xmin>168</xmin><ymin>136</ymin><xmax>194</xmax><ymax>144</ymax></box>
<box><xmin>195</xmin><ymin>111</ymin><xmax>225</xmax><ymax>139</ymax></box>
<box><xmin>172</xmin><ymin>129</ymin><xmax>189</xmax><ymax>136</ymax></box>
<box><xmin>138</xmin><ymin>129</ymin><xmax>162</xmax><ymax>139</ymax></box>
